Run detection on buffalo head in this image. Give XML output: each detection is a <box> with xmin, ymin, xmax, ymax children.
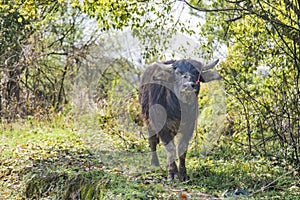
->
<box><xmin>160</xmin><ymin>59</ymin><xmax>221</xmax><ymax>103</ymax></box>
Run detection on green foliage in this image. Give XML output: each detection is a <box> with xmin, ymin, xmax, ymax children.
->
<box><xmin>75</xmin><ymin>0</ymin><xmax>137</xmax><ymax>31</ymax></box>
<box><xmin>0</xmin><ymin>0</ymin><xmax>99</xmax><ymax>120</ymax></box>
<box><xmin>190</xmin><ymin>0</ymin><xmax>300</xmax><ymax>164</ymax></box>
<box><xmin>188</xmin><ymin>149</ymin><xmax>300</xmax><ymax>198</ymax></box>
<box><xmin>95</xmin><ymin>74</ymin><xmax>147</xmax><ymax>152</ymax></box>
<box><xmin>0</xmin><ymin>1</ymin><xmax>34</xmax><ymax>120</ymax></box>
<box><xmin>193</xmin><ymin>81</ymin><xmax>226</xmax><ymax>155</ymax></box>
<box><xmin>74</xmin><ymin>0</ymin><xmax>184</xmax><ymax>62</ymax></box>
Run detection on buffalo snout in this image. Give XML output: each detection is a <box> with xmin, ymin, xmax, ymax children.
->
<box><xmin>182</xmin><ymin>82</ymin><xmax>198</xmax><ymax>91</ymax></box>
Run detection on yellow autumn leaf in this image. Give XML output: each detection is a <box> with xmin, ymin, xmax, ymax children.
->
<box><xmin>18</xmin><ymin>17</ymin><xmax>22</xmax><ymax>23</ymax></box>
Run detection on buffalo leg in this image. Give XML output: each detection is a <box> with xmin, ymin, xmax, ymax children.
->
<box><xmin>177</xmin><ymin>129</ymin><xmax>193</xmax><ymax>181</ymax></box>
<box><xmin>159</xmin><ymin>128</ymin><xmax>178</xmax><ymax>180</ymax></box>
<box><xmin>148</xmin><ymin>131</ymin><xmax>160</xmax><ymax>167</ymax></box>
<box><xmin>178</xmin><ymin>151</ymin><xmax>187</xmax><ymax>181</ymax></box>
<box><xmin>161</xmin><ymin>137</ymin><xmax>178</xmax><ymax>181</ymax></box>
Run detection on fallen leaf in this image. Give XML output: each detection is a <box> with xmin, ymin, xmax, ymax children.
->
<box><xmin>179</xmin><ymin>192</ymin><xmax>187</xmax><ymax>199</ymax></box>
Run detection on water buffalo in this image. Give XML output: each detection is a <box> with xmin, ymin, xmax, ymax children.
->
<box><xmin>139</xmin><ymin>58</ymin><xmax>221</xmax><ymax>181</ymax></box>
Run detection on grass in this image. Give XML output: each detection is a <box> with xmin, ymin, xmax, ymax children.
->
<box><xmin>0</xmin><ymin>114</ymin><xmax>300</xmax><ymax>199</ymax></box>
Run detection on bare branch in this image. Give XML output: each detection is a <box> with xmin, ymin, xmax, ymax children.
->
<box><xmin>225</xmin><ymin>0</ymin><xmax>246</xmax><ymax>3</ymax></box>
<box><xmin>179</xmin><ymin>0</ymin><xmax>244</xmax><ymax>12</ymax></box>
<box><xmin>225</xmin><ymin>15</ymin><xmax>243</xmax><ymax>22</ymax></box>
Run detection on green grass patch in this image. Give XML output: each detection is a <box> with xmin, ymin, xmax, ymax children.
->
<box><xmin>1</xmin><ymin>117</ymin><xmax>300</xmax><ymax>199</ymax></box>
<box><xmin>185</xmin><ymin>152</ymin><xmax>300</xmax><ymax>199</ymax></box>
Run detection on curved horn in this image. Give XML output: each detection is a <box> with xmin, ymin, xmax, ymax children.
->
<box><xmin>161</xmin><ymin>59</ymin><xmax>176</xmax><ymax>65</ymax></box>
<box><xmin>203</xmin><ymin>59</ymin><xmax>219</xmax><ymax>71</ymax></box>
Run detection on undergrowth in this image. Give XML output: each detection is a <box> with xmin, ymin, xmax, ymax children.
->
<box><xmin>0</xmin><ymin>113</ymin><xmax>300</xmax><ymax>199</ymax></box>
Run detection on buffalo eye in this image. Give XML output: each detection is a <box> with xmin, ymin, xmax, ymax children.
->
<box><xmin>183</xmin><ymin>73</ymin><xmax>189</xmax><ymax>79</ymax></box>
<box><xmin>175</xmin><ymin>69</ymin><xmax>182</xmax><ymax>76</ymax></box>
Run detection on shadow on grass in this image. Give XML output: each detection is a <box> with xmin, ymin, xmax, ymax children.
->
<box><xmin>21</xmin><ymin>146</ymin><xmax>277</xmax><ymax>199</ymax></box>
<box><xmin>21</xmin><ymin>148</ymin><xmax>168</xmax><ymax>199</ymax></box>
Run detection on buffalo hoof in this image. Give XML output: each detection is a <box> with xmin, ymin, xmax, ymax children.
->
<box><xmin>167</xmin><ymin>172</ymin><xmax>178</xmax><ymax>182</ymax></box>
<box><xmin>150</xmin><ymin>160</ymin><xmax>160</xmax><ymax>168</ymax></box>
<box><xmin>178</xmin><ymin>173</ymin><xmax>188</xmax><ymax>181</ymax></box>
<box><xmin>167</xmin><ymin>172</ymin><xmax>189</xmax><ymax>182</ymax></box>
<box><xmin>150</xmin><ymin>151</ymin><xmax>160</xmax><ymax>167</ymax></box>
<box><xmin>178</xmin><ymin>168</ymin><xmax>187</xmax><ymax>181</ymax></box>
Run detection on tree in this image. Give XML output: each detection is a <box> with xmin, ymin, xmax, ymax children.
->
<box><xmin>0</xmin><ymin>1</ymin><xmax>99</xmax><ymax>120</ymax></box>
<box><xmin>184</xmin><ymin>0</ymin><xmax>300</xmax><ymax>163</ymax></box>
<box><xmin>0</xmin><ymin>0</ymin><xmax>34</xmax><ymax>120</ymax></box>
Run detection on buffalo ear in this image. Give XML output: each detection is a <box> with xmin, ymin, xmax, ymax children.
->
<box><xmin>201</xmin><ymin>70</ymin><xmax>222</xmax><ymax>82</ymax></box>
<box><xmin>153</xmin><ymin>65</ymin><xmax>174</xmax><ymax>81</ymax></box>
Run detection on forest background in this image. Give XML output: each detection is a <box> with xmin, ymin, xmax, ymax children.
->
<box><xmin>0</xmin><ymin>0</ymin><xmax>299</xmax><ymax>199</ymax></box>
